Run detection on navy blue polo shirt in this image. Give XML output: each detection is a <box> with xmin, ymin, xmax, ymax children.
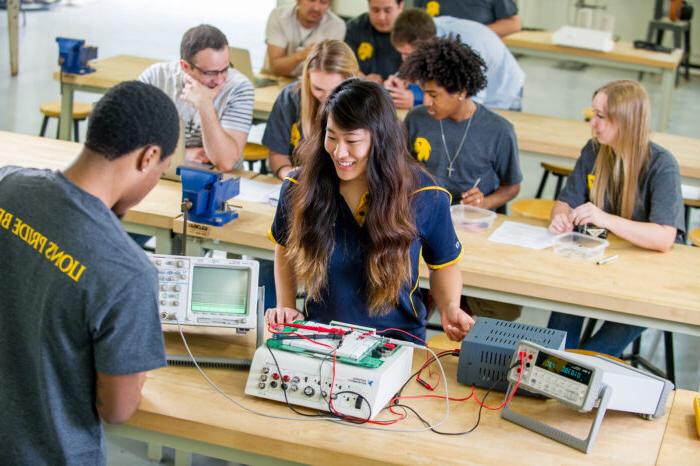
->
<box><xmin>269</xmin><ymin>171</ymin><xmax>463</xmax><ymax>342</ymax></box>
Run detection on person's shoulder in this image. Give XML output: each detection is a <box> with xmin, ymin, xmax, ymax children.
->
<box><xmin>269</xmin><ymin>4</ymin><xmax>294</xmax><ymax>20</ymax></box>
<box><xmin>412</xmin><ymin>168</ymin><xmax>452</xmax><ymax>201</ymax></box>
<box><xmin>0</xmin><ymin>164</ymin><xmax>27</xmax><ymax>182</ymax></box>
<box><xmin>648</xmin><ymin>142</ymin><xmax>680</xmax><ymax>171</ymax></box>
<box><xmin>225</xmin><ymin>69</ymin><xmax>254</xmax><ymax>92</ymax></box>
<box><xmin>346</xmin><ymin>12</ymin><xmax>370</xmax><ymax>32</ymax></box>
<box><xmin>477</xmin><ymin>105</ymin><xmax>513</xmax><ymax>130</ymax></box>
<box><xmin>279</xmin><ymin>82</ymin><xmax>301</xmax><ymax>105</ymax></box>
<box><xmin>140</xmin><ymin>61</ymin><xmax>180</xmax><ymax>83</ymax></box>
<box><xmin>405</xmin><ymin>105</ymin><xmax>431</xmax><ymax>124</ymax></box>
<box><xmin>324</xmin><ymin>9</ymin><xmax>346</xmax><ymax>26</ymax></box>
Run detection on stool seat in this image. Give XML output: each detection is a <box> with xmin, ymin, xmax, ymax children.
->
<box><xmin>690</xmin><ymin>228</ymin><xmax>700</xmax><ymax>247</ymax></box>
<box><xmin>39</xmin><ymin>101</ymin><xmax>91</xmax><ymax>120</ymax></box>
<box><xmin>541</xmin><ymin>162</ymin><xmax>573</xmax><ymax>178</ymax></box>
<box><xmin>511</xmin><ymin>199</ymin><xmax>555</xmax><ymax>221</ymax></box>
<box><xmin>536</xmin><ymin>162</ymin><xmax>573</xmax><ymax>199</ymax></box>
<box><xmin>242</xmin><ymin>143</ymin><xmax>269</xmax><ymax>175</ymax></box>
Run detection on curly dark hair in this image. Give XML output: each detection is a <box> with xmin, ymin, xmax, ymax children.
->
<box><xmin>398</xmin><ymin>35</ymin><xmax>488</xmax><ymax>97</ymax></box>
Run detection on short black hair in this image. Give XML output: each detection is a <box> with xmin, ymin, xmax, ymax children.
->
<box><xmin>180</xmin><ymin>24</ymin><xmax>228</xmax><ymax>63</ymax></box>
<box><xmin>85</xmin><ymin>81</ymin><xmax>179</xmax><ymax>161</ymax></box>
<box><xmin>391</xmin><ymin>8</ymin><xmax>435</xmax><ymax>47</ymax></box>
<box><xmin>399</xmin><ymin>36</ymin><xmax>488</xmax><ymax>97</ymax></box>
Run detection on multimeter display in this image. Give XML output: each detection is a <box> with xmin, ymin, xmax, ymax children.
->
<box><xmin>535</xmin><ymin>353</ymin><xmax>593</xmax><ymax>385</ymax></box>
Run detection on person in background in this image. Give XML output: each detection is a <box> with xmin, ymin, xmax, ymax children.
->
<box><xmin>413</xmin><ymin>0</ymin><xmax>521</xmax><ymax>37</ymax></box>
<box><xmin>0</xmin><ymin>81</ymin><xmax>177</xmax><ymax>465</ymax></box>
<box><xmin>548</xmin><ymin>80</ymin><xmax>685</xmax><ymax>357</ymax></box>
<box><xmin>265</xmin><ymin>0</ymin><xmax>346</xmax><ymax>77</ymax></box>
<box><xmin>263</xmin><ymin>39</ymin><xmax>360</xmax><ymax>181</ymax></box>
<box><xmin>345</xmin><ymin>0</ymin><xmax>404</xmax><ymax>83</ymax></box>
<box><xmin>386</xmin><ymin>8</ymin><xmax>524</xmax><ymax>111</ymax></box>
<box><xmin>139</xmin><ymin>24</ymin><xmax>253</xmax><ymax>172</ymax></box>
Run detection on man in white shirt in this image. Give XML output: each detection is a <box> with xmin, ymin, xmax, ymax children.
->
<box><xmin>265</xmin><ymin>0</ymin><xmax>346</xmax><ymax>77</ymax></box>
<box><xmin>139</xmin><ymin>24</ymin><xmax>253</xmax><ymax>171</ymax></box>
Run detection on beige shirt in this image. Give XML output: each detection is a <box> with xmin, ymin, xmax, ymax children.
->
<box><xmin>264</xmin><ymin>4</ymin><xmax>346</xmax><ymax>76</ymax></box>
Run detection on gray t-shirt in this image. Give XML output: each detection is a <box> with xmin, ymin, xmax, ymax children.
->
<box><xmin>414</xmin><ymin>0</ymin><xmax>518</xmax><ymax>24</ymax></box>
<box><xmin>404</xmin><ymin>104</ymin><xmax>522</xmax><ymax>204</ymax></box>
<box><xmin>0</xmin><ymin>167</ymin><xmax>166</xmax><ymax>466</ymax></box>
<box><xmin>558</xmin><ymin>140</ymin><xmax>686</xmax><ymax>242</ymax></box>
<box><xmin>261</xmin><ymin>82</ymin><xmax>303</xmax><ymax>158</ymax></box>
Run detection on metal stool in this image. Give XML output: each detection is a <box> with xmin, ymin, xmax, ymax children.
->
<box><xmin>645</xmin><ymin>18</ymin><xmax>692</xmax><ymax>83</ymax></box>
<box><xmin>242</xmin><ymin>143</ymin><xmax>269</xmax><ymax>175</ymax></box>
<box><xmin>535</xmin><ymin>162</ymin><xmax>573</xmax><ymax>199</ymax></box>
<box><xmin>511</xmin><ymin>198</ymin><xmax>555</xmax><ymax>221</ymax></box>
<box><xmin>39</xmin><ymin>101</ymin><xmax>91</xmax><ymax>142</ymax></box>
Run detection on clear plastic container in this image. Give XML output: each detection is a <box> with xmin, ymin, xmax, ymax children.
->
<box><xmin>450</xmin><ymin>205</ymin><xmax>497</xmax><ymax>232</ymax></box>
<box><xmin>553</xmin><ymin>232</ymin><xmax>609</xmax><ymax>261</ymax></box>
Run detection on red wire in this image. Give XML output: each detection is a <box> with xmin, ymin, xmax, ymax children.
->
<box><xmin>472</xmin><ymin>352</ymin><xmax>525</xmax><ymax>410</ymax></box>
<box><xmin>376</xmin><ymin>327</ymin><xmax>427</xmax><ymax>345</ymax></box>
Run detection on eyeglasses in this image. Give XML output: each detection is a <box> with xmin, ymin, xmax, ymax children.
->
<box><xmin>189</xmin><ymin>62</ymin><xmax>232</xmax><ymax>77</ymax></box>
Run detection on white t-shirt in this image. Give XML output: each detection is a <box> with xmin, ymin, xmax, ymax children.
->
<box><xmin>265</xmin><ymin>5</ymin><xmax>346</xmax><ymax>76</ymax></box>
<box><xmin>139</xmin><ymin>61</ymin><xmax>254</xmax><ymax>150</ymax></box>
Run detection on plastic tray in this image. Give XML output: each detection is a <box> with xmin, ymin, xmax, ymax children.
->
<box><xmin>450</xmin><ymin>205</ymin><xmax>496</xmax><ymax>232</ymax></box>
<box><xmin>553</xmin><ymin>232</ymin><xmax>609</xmax><ymax>261</ymax></box>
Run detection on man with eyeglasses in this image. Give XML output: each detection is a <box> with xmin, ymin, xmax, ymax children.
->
<box><xmin>139</xmin><ymin>24</ymin><xmax>253</xmax><ymax>171</ymax></box>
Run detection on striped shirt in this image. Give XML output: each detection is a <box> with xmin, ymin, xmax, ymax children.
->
<box><xmin>139</xmin><ymin>61</ymin><xmax>254</xmax><ymax>153</ymax></box>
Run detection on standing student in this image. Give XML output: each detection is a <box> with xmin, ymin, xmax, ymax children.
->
<box><xmin>266</xmin><ymin>79</ymin><xmax>474</xmax><ymax>342</ymax></box>
<box><xmin>139</xmin><ymin>24</ymin><xmax>253</xmax><ymax>172</ymax></box>
<box><xmin>413</xmin><ymin>0</ymin><xmax>521</xmax><ymax>37</ymax></box>
<box><xmin>265</xmin><ymin>0</ymin><xmax>346</xmax><ymax>77</ymax></box>
<box><xmin>386</xmin><ymin>8</ymin><xmax>525</xmax><ymax>110</ymax></box>
<box><xmin>548</xmin><ymin>80</ymin><xmax>685</xmax><ymax>357</ymax></box>
<box><xmin>345</xmin><ymin>0</ymin><xmax>404</xmax><ymax>83</ymax></box>
<box><xmin>401</xmin><ymin>36</ymin><xmax>522</xmax><ymax>321</ymax></box>
<box><xmin>0</xmin><ymin>81</ymin><xmax>177</xmax><ymax>465</ymax></box>
<box><xmin>263</xmin><ymin>40</ymin><xmax>359</xmax><ymax>181</ymax></box>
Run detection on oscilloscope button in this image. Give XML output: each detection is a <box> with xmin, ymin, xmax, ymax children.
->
<box><xmin>176</xmin><ymin>260</ymin><xmax>184</xmax><ymax>267</ymax></box>
<box><xmin>173</xmin><ymin>285</ymin><xmax>181</xmax><ymax>292</ymax></box>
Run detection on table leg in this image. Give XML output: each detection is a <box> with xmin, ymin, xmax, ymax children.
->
<box><xmin>59</xmin><ymin>82</ymin><xmax>75</xmax><ymax>140</ymax></box>
<box><xmin>658</xmin><ymin>68</ymin><xmax>674</xmax><ymax>132</ymax></box>
<box><xmin>154</xmin><ymin>229</ymin><xmax>173</xmax><ymax>254</ymax></box>
<box><xmin>7</xmin><ymin>0</ymin><xmax>19</xmax><ymax>76</ymax></box>
<box><xmin>146</xmin><ymin>443</ymin><xmax>163</xmax><ymax>462</ymax></box>
<box><xmin>174</xmin><ymin>449</ymin><xmax>192</xmax><ymax>466</ymax></box>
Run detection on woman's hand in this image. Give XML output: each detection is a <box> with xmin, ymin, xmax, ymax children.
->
<box><xmin>570</xmin><ymin>202</ymin><xmax>611</xmax><ymax>229</ymax></box>
<box><xmin>549</xmin><ymin>212</ymin><xmax>574</xmax><ymax>234</ymax></box>
<box><xmin>265</xmin><ymin>307</ymin><xmax>304</xmax><ymax>327</ymax></box>
<box><xmin>440</xmin><ymin>305</ymin><xmax>475</xmax><ymax>341</ymax></box>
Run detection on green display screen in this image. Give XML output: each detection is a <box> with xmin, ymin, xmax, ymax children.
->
<box><xmin>535</xmin><ymin>352</ymin><xmax>592</xmax><ymax>385</ymax></box>
<box><xmin>191</xmin><ymin>266</ymin><xmax>250</xmax><ymax>315</ymax></box>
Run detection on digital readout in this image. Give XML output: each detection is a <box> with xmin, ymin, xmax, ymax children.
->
<box><xmin>535</xmin><ymin>353</ymin><xmax>592</xmax><ymax>385</ymax></box>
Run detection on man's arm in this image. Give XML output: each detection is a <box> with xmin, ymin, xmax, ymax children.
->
<box><xmin>198</xmin><ymin>101</ymin><xmax>247</xmax><ymax>171</ymax></box>
<box><xmin>267</xmin><ymin>44</ymin><xmax>309</xmax><ymax>77</ymax></box>
<box><xmin>95</xmin><ymin>371</ymin><xmax>147</xmax><ymax>424</ymax></box>
<box><xmin>488</xmin><ymin>15</ymin><xmax>521</xmax><ymax>37</ymax></box>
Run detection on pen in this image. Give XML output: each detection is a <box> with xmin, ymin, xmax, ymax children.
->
<box><xmin>472</xmin><ymin>177</ymin><xmax>481</xmax><ymax>190</ymax></box>
<box><xmin>596</xmin><ymin>255</ymin><xmax>618</xmax><ymax>265</ymax></box>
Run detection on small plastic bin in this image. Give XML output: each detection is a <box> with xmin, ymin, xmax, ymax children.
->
<box><xmin>553</xmin><ymin>232</ymin><xmax>609</xmax><ymax>261</ymax></box>
<box><xmin>450</xmin><ymin>205</ymin><xmax>496</xmax><ymax>232</ymax></box>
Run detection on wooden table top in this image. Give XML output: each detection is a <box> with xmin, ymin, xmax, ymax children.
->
<box><xmin>127</xmin><ymin>332</ymin><xmax>682</xmax><ymax>465</ymax></box>
<box><xmin>52</xmin><ymin>55</ymin><xmax>159</xmax><ymax>89</ymax></box>
<box><xmin>656</xmin><ymin>388</ymin><xmax>700</xmax><ymax>465</ymax></box>
<box><xmin>503</xmin><ymin>31</ymin><xmax>683</xmax><ymax>69</ymax></box>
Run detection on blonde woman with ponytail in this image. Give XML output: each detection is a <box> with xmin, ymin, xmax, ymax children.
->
<box><xmin>548</xmin><ymin>80</ymin><xmax>685</xmax><ymax>356</ymax></box>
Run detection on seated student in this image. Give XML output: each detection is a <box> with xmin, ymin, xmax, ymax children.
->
<box><xmin>265</xmin><ymin>0</ymin><xmax>346</xmax><ymax>78</ymax></box>
<box><xmin>386</xmin><ymin>8</ymin><xmax>525</xmax><ymax>111</ymax></box>
<box><xmin>139</xmin><ymin>24</ymin><xmax>253</xmax><ymax>172</ymax></box>
<box><xmin>0</xmin><ymin>81</ymin><xmax>176</xmax><ymax>465</ymax></box>
<box><xmin>401</xmin><ymin>36</ymin><xmax>522</xmax><ymax>322</ymax></box>
<box><xmin>413</xmin><ymin>0</ymin><xmax>521</xmax><ymax>37</ymax></box>
<box><xmin>263</xmin><ymin>39</ymin><xmax>359</xmax><ymax>181</ymax></box>
<box><xmin>548</xmin><ymin>80</ymin><xmax>685</xmax><ymax>357</ymax></box>
<box><xmin>345</xmin><ymin>0</ymin><xmax>404</xmax><ymax>84</ymax></box>
<box><xmin>266</xmin><ymin>79</ymin><xmax>474</xmax><ymax>342</ymax></box>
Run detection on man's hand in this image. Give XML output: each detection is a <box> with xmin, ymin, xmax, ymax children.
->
<box><xmin>364</xmin><ymin>73</ymin><xmax>384</xmax><ymax>84</ymax></box>
<box><xmin>181</xmin><ymin>73</ymin><xmax>220</xmax><ymax>110</ymax></box>
<box><xmin>185</xmin><ymin>147</ymin><xmax>210</xmax><ymax>164</ymax></box>
<box><xmin>461</xmin><ymin>187</ymin><xmax>485</xmax><ymax>208</ymax></box>
<box><xmin>440</xmin><ymin>305</ymin><xmax>474</xmax><ymax>341</ymax></box>
<box><xmin>384</xmin><ymin>75</ymin><xmax>414</xmax><ymax>109</ymax></box>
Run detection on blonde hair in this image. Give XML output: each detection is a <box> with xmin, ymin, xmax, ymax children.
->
<box><xmin>590</xmin><ymin>80</ymin><xmax>651</xmax><ymax>219</ymax></box>
<box><xmin>300</xmin><ymin>40</ymin><xmax>359</xmax><ymax>139</ymax></box>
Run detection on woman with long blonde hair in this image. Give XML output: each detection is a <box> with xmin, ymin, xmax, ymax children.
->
<box><xmin>266</xmin><ymin>79</ymin><xmax>474</xmax><ymax>342</ymax></box>
<box><xmin>262</xmin><ymin>39</ymin><xmax>360</xmax><ymax>181</ymax></box>
<box><xmin>548</xmin><ymin>80</ymin><xmax>685</xmax><ymax>356</ymax></box>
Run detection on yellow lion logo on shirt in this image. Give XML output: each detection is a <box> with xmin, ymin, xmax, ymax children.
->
<box><xmin>587</xmin><ymin>174</ymin><xmax>595</xmax><ymax>191</ymax></box>
<box><xmin>414</xmin><ymin>137</ymin><xmax>431</xmax><ymax>162</ymax></box>
<box><xmin>426</xmin><ymin>1</ymin><xmax>440</xmax><ymax>17</ymax></box>
<box><xmin>290</xmin><ymin>122</ymin><xmax>301</xmax><ymax>149</ymax></box>
<box><xmin>357</xmin><ymin>42</ymin><xmax>373</xmax><ymax>61</ymax></box>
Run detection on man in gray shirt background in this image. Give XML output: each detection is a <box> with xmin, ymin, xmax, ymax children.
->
<box><xmin>0</xmin><ymin>81</ymin><xmax>176</xmax><ymax>466</ymax></box>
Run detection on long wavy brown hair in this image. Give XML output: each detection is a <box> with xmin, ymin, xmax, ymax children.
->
<box><xmin>286</xmin><ymin>79</ymin><xmax>420</xmax><ymax>315</ymax></box>
<box><xmin>590</xmin><ymin>80</ymin><xmax>651</xmax><ymax>219</ymax></box>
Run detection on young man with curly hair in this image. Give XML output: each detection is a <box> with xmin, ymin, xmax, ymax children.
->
<box><xmin>387</xmin><ymin>8</ymin><xmax>524</xmax><ymax>110</ymax></box>
<box><xmin>401</xmin><ymin>36</ymin><xmax>523</xmax><ymax>321</ymax></box>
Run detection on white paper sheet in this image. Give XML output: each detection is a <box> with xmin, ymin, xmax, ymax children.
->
<box><xmin>237</xmin><ymin>178</ymin><xmax>282</xmax><ymax>204</ymax></box>
<box><xmin>488</xmin><ymin>221</ymin><xmax>557</xmax><ymax>250</ymax></box>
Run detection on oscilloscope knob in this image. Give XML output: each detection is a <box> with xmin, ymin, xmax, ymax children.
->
<box><xmin>173</xmin><ymin>284</ymin><xmax>181</xmax><ymax>292</ymax></box>
<box><xmin>176</xmin><ymin>260</ymin><xmax>184</xmax><ymax>268</ymax></box>
<box><xmin>304</xmin><ymin>386</ymin><xmax>315</xmax><ymax>397</ymax></box>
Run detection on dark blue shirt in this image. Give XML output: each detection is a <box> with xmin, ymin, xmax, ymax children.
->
<box><xmin>345</xmin><ymin>12</ymin><xmax>402</xmax><ymax>80</ymax></box>
<box><xmin>270</xmin><ymin>171</ymin><xmax>463</xmax><ymax>342</ymax></box>
<box><xmin>262</xmin><ymin>82</ymin><xmax>302</xmax><ymax>157</ymax></box>
<box><xmin>414</xmin><ymin>0</ymin><xmax>518</xmax><ymax>24</ymax></box>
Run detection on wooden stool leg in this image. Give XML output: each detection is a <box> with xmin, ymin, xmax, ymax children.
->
<box><xmin>39</xmin><ymin>116</ymin><xmax>49</xmax><ymax>137</ymax></box>
<box><xmin>73</xmin><ymin>119</ymin><xmax>80</xmax><ymax>142</ymax></box>
<box><xmin>663</xmin><ymin>331</ymin><xmax>675</xmax><ymax>384</ymax></box>
<box><xmin>535</xmin><ymin>171</ymin><xmax>549</xmax><ymax>199</ymax></box>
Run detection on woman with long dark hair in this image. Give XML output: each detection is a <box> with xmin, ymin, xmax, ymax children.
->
<box><xmin>266</xmin><ymin>79</ymin><xmax>473</xmax><ymax>342</ymax></box>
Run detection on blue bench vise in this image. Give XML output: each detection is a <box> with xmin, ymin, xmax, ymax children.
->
<box><xmin>177</xmin><ymin>165</ymin><xmax>240</xmax><ymax>226</ymax></box>
<box><xmin>56</xmin><ymin>37</ymin><xmax>98</xmax><ymax>74</ymax></box>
